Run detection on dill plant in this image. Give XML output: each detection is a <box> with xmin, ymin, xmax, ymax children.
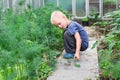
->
<box><xmin>0</xmin><ymin>5</ymin><xmax>63</xmax><ymax>80</ymax></box>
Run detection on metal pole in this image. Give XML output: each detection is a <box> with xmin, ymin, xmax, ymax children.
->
<box><xmin>116</xmin><ymin>0</ymin><xmax>118</xmax><ymax>10</ymax></box>
<box><xmin>29</xmin><ymin>0</ymin><xmax>32</xmax><ymax>5</ymax></box>
<box><xmin>38</xmin><ymin>0</ymin><xmax>40</xmax><ymax>7</ymax></box>
<box><xmin>42</xmin><ymin>0</ymin><xmax>44</xmax><ymax>7</ymax></box>
<box><xmin>34</xmin><ymin>0</ymin><xmax>36</xmax><ymax>8</ymax></box>
<box><xmin>3</xmin><ymin>0</ymin><xmax>5</xmax><ymax>11</ymax></box>
<box><xmin>72</xmin><ymin>0</ymin><xmax>76</xmax><ymax>17</ymax></box>
<box><xmin>57</xmin><ymin>0</ymin><xmax>59</xmax><ymax>7</ymax></box>
<box><xmin>100</xmin><ymin>0</ymin><xmax>103</xmax><ymax>17</ymax></box>
<box><xmin>85</xmin><ymin>0</ymin><xmax>89</xmax><ymax>17</ymax></box>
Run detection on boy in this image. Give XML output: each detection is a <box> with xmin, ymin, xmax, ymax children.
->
<box><xmin>50</xmin><ymin>11</ymin><xmax>89</xmax><ymax>60</ymax></box>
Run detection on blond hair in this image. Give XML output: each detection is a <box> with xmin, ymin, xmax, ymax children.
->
<box><xmin>50</xmin><ymin>11</ymin><xmax>67</xmax><ymax>25</ymax></box>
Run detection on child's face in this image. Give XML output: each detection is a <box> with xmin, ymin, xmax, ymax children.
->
<box><xmin>54</xmin><ymin>16</ymin><xmax>68</xmax><ymax>29</ymax></box>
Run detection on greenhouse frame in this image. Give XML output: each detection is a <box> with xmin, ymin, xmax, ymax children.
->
<box><xmin>0</xmin><ymin>0</ymin><xmax>120</xmax><ymax>17</ymax></box>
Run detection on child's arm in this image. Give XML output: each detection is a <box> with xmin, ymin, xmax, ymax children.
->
<box><xmin>74</xmin><ymin>32</ymin><xmax>82</xmax><ymax>60</ymax></box>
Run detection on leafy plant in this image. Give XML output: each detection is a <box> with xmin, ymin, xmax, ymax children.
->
<box><xmin>104</xmin><ymin>0</ymin><xmax>116</xmax><ymax>5</ymax></box>
<box><xmin>0</xmin><ymin>4</ymin><xmax>64</xmax><ymax>80</ymax></box>
<box><xmin>96</xmin><ymin>10</ymin><xmax>120</xmax><ymax>79</ymax></box>
<box><xmin>89</xmin><ymin>9</ymin><xmax>99</xmax><ymax>20</ymax></box>
<box><xmin>82</xmin><ymin>17</ymin><xmax>89</xmax><ymax>22</ymax></box>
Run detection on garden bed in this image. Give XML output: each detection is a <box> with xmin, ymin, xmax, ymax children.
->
<box><xmin>93</xmin><ymin>10</ymin><xmax>120</xmax><ymax>79</ymax></box>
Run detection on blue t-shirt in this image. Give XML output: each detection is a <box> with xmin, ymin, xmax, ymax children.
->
<box><xmin>67</xmin><ymin>21</ymin><xmax>89</xmax><ymax>43</ymax></box>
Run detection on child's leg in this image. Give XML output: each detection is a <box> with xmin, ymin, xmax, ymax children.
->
<box><xmin>64</xmin><ymin>30</ymin><xmax>88</xmax><ymax>52</ymax></box>
<box><xmin>80</xmin><ymin>40</ymin><xmax>89</xmax><ymax>51</ymax></box>
<box><xmin>63</xmin><ymin>30</ymin><xmax>76</xmax><ymax>54</ymax></box>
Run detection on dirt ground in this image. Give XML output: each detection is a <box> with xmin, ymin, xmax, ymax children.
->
<box><xmin>47</xmin><ymin>26</ymin><xmax>99</xmax><ymax>80</ymax></box>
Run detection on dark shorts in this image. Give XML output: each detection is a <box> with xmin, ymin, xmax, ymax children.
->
<box><xmin>63</xmin><ymin>30</ymin><xmax>89</xmax><ymax>53</ymax></box>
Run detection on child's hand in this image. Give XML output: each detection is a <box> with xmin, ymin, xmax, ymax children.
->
<box><xmin>74</xmin><ymin>53</ymin><xmax>80</xmax><ymax>60</ymax></box>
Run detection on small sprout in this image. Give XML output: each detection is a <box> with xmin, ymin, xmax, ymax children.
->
<box><xmin>74</xmin><ymin>62</ymin><xmax>81</xmax><ymax>68</ymax></box>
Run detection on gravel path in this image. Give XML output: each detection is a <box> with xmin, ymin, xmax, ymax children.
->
<box><xmin>47</xmin><ymin>27</ymin><xmax>99</xmax><ymax>80</ymax></box>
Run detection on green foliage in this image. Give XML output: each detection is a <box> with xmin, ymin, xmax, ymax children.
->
<box><xmin>104</xmin><ymin>0</ymin><xmax>116</xmax><ymax>5</ymax></box>
<box><xmin>89</xmin><ymin>9</ymin><xmax>99</xmax><ymax>20</ymax></box>
<box><xmin>97</xmin><ymin>10</ymin><xmax>120</xmax><ymax>79</ymax></box>
<box><xmin>93</xmin><ymin>20</ymin><xmax>111</xmax><ymax>35</ymax></box>
<box><xmin>0</xmin><ymin>4</ymin><xmax>64</xmax><ymax>80</ymax></box>
<box><xmin>74</xmin><ymin>62</ymin><xmax>81</xmax><ymax>68</ymax></box>
<box><xmin>91</xmin><ymin>41</ymin><xmax>99</xmax><ymax>49</ymax></box>
<box><xmin>82</xmin><ymin>17</ymin><xmax>89</xmax><ymax>22</ymax></box>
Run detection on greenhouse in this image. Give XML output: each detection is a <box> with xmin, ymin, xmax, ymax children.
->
<box><xmin>0</xmin><ymin>0</ymin><xmax>120</xmax><ymax>80</ymax></box>
<box><xmin>1</xmin><ymin>0</ymin><xmax>120</xmax><ymax>17</ymax></box>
